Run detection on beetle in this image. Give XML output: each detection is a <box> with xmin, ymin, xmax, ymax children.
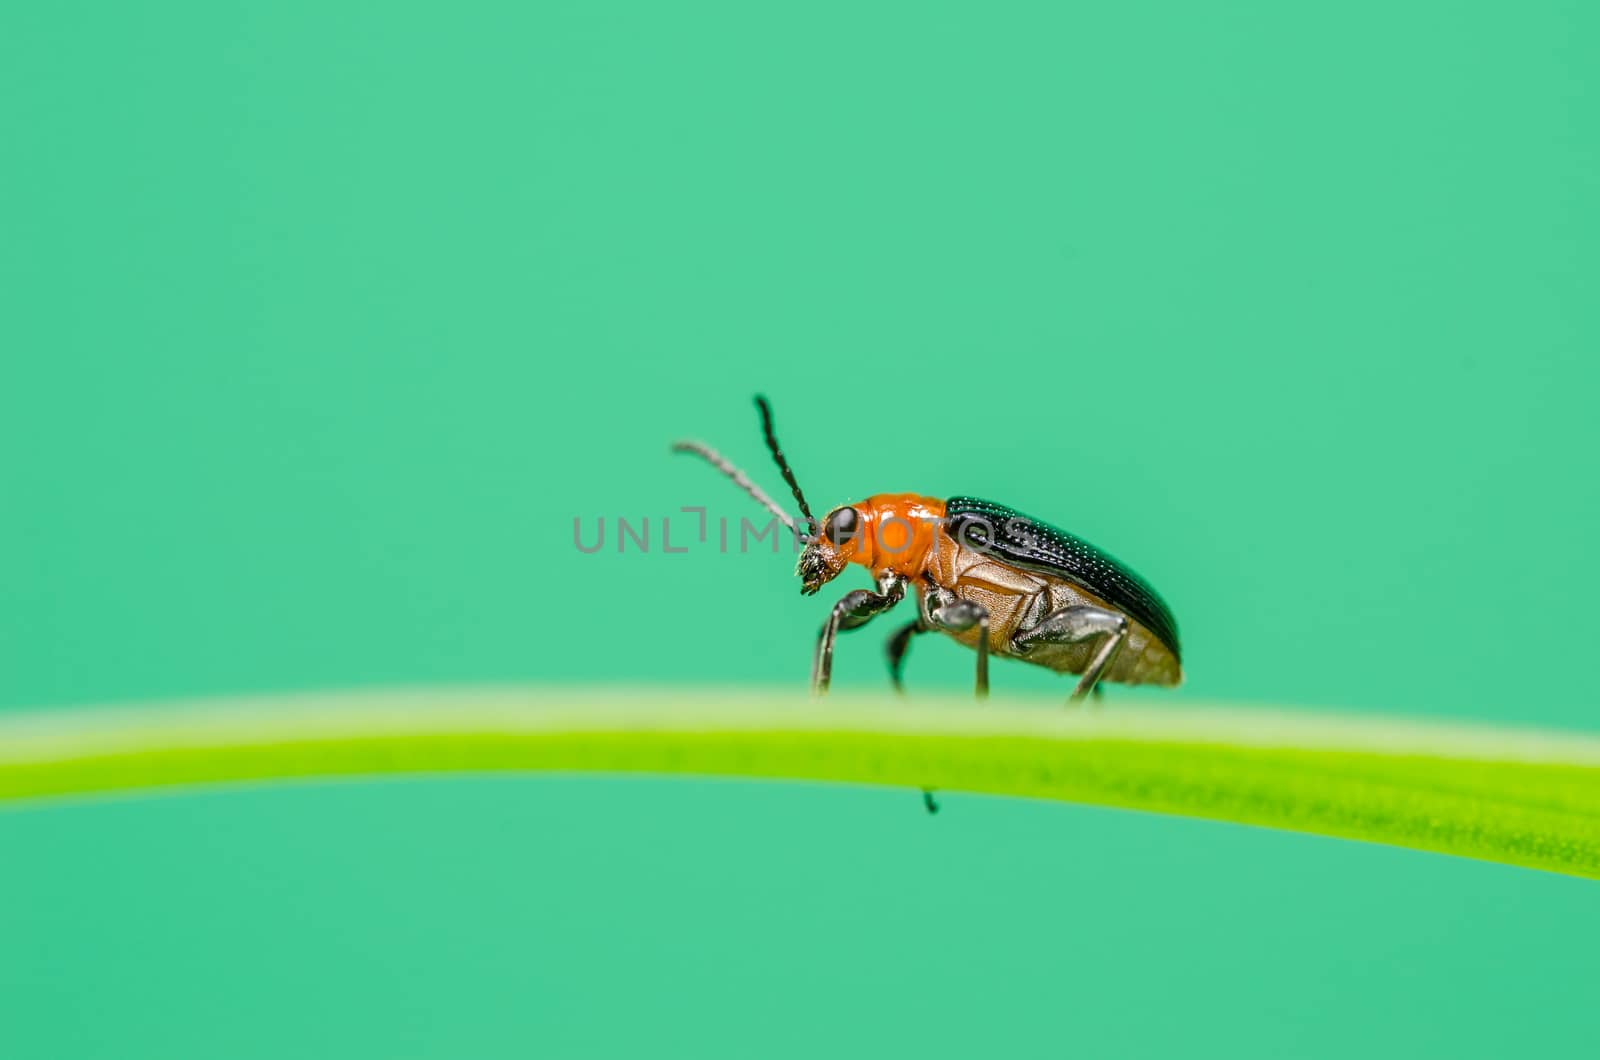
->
<box><xmin>672</xmin><ymin>396</ymin><xmax>1182</xmax><ymax>704</ymax></box>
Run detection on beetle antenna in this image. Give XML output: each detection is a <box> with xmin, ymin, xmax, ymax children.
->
<box><xmin>754</xmin><ymin>395</ymin><xmax>817</xmax><ymax>537</ymax></box>
<box><xmin>670</xmin><ymin>439</ymin><xmax>800</xmax><ymax>533</ymax></box>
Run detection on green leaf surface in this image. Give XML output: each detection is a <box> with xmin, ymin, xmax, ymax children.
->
<box><xmin>2</xmin><ymin>688</ymin><xmax>1597</xmax><ymax>879</ymax></box>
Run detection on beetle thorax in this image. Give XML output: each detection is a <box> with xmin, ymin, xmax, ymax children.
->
<box><xmin>844</xmin><ymin>494</ymin><xmax>947</xmax><ymax>580</ymax></box>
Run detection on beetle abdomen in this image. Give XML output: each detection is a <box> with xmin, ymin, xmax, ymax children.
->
<box><xmin>1013</xmin><ymin>576</ymin><xmax>1181</xmax><ymax>686</ymax></box>
<box><xmin>918</xmin><ymin>573</ymin><xmax>1181</xmax><ymax>687</ymax></box>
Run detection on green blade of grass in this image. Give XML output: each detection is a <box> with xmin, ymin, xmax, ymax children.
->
<box><xmin>2</xmin><ymin>688</ymin><xmax>1597</xmax><ymax>879</ymax></box>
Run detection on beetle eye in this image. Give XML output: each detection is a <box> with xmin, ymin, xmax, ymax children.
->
<box><xmin>825</xmin><ymin>506</ymin><xmax>861</xmax><ymax>546</ymax></box>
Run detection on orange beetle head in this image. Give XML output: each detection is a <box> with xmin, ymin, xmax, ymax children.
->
<box><xmin>796</xmin><ymin>504</ymin><xmax>865</xmax><ymax>595</ymax></box>
<box><xmin>674</xmin><ymin>398</ymin><xmax>939</xmax><ymax>595</ymax></box>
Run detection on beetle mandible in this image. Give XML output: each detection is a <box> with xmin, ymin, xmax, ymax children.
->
<box><xmin>673</xmin><ymin>396</ymin><xmax>1182</xmax><ymax>702</ymax></box>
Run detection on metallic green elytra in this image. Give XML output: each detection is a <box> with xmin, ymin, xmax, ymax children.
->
<box><xmin>943</xmin><ymin>497</ymin><xmax>1181</xmax><ymax>660</ymax></box>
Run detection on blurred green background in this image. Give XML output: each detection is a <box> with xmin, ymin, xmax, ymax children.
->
<box><xmin>2</xmin><ymin>2</ymin><xmax>1596</xmax><ymax>1057</ymax></box>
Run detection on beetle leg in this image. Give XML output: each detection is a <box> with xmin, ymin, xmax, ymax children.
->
<box><xmin>888</xmin><ymin>602</ymin><xmax>942</xmax><ymax>815</ymax></box>
<box><xmin>885</xmin><ymin>620</ymin><xmax>927</xmax><ymax>692</ymax></box>
<box><xmin>922</xmin><ymin>590</ymin><xmax>991</xmax><ymax>698</ymax></box>
<box><xmin>901</xmin><ymin>589</ymin><xmax>993</xmax><ymax>814</ymax></box>
<box><xmin>812</xmin><ymin>573</ymin><xmax>907</xmax><ymax>694</ymax></box>
<box><xmin>1012</xmin><ymin>605</ymin><xmax>1129</xmax><ymax>703</ymax></box>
